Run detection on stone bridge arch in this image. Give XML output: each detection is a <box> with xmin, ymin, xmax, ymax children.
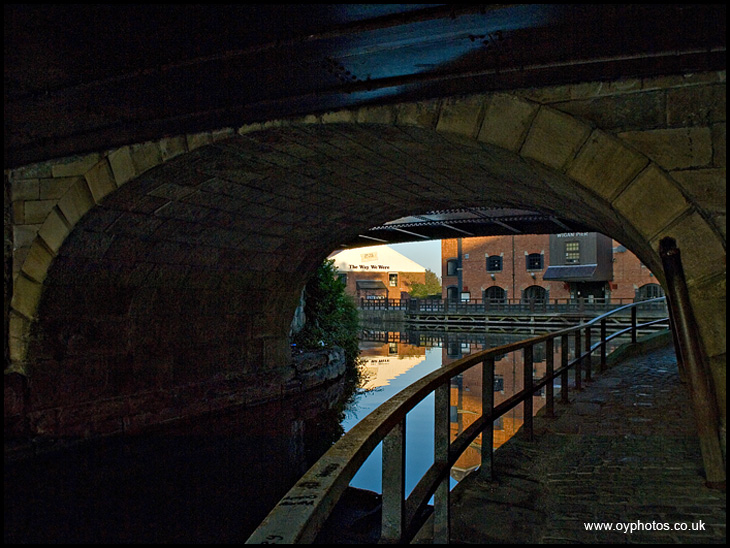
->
<box><xmin>6</xmin><ymin>78</ymin><xmax>725</xmax><ymax>442</ymax></box>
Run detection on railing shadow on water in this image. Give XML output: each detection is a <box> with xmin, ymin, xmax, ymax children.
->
<box><xmin>246</xmin><ymin>298</ymin><xmax>669</xmax><ymax>544</ymax></box>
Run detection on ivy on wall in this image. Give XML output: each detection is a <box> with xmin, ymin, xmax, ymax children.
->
<box><xmin>292</xmin><ymin>259</ymin><xmax>360</xmax><ymax>367</ymax></box>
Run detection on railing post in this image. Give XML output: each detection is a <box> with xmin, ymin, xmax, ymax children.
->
<box><xmin>659</xmin><ymin>237</ymin><xmax>725</xmax><ymax>489</ymax></box>
<box><xmin>600</xmin><ymin>318</ymin><xmax>607</xmax><ymax>372</ymax></box>
<box><xmin>381</xmin><ymin>419</ymin><xmax>406</xmax><ymax>542</ymax></box>
<box><xmin>631</xmin><ymin>306</ymin><xmax>638</xmax><ymax>344</ymax></box>
<box><xmin>561</xmin><ymin>334</ymin><xmax>569</xmax><ymax>403</ymax></box>
<box><xmin>434</xmin><ymin>381</ymin><xmax>450</xmax><ymax>543</ymax></box>
<box><xmin>667</xmin><ymin>312</ymin><xmax>687</xmax><ymax>382</ymax></box>
<box><xmin>480</xmin><ymin>357</ymin><xmax>495</xmax><ymax>481</ymax></box>
<box><xmin>574</xmin><ymin>330</ymin><xmax>582</xmax><ymax>391</ymax></box>
<box><xmin>584</xmin><ymin>326</ymin><xmax>592</xmax><ymax>382</ymax></box>
<box><xmin>523</xmin><ymin>344</ymin><xmax>534</xmax><ymax>441</ymax></box>
<box><xmin>545</xmin><ymin>339</ymin><xmax>555</xmax><ymax>418</ymax></box>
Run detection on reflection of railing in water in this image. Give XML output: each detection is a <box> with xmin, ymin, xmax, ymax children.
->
<box><xmin>247</xmin><ymin>298</ymin><xmax>668</xmax><ymax>544</ymax></box>
<box><xmin>359</xmin><ymin>296</ymin><xmax>668</xmax><ymax>315</ymax></box>
<box><xmin>358</xmin><ymin>327</ymin><xmax>656</xmax><ymax>349</ymax></box>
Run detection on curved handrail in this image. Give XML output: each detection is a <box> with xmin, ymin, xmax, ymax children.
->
<box><xmin>246</xmin><ymin>297</ymin><xmax>668</xmax><ymax>544</ymax></box>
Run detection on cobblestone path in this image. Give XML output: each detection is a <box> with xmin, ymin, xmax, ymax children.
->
<box><xmin>448</xmin><ymin>344</ymin><xmax>726</xmax><ymax>544</ymax></box>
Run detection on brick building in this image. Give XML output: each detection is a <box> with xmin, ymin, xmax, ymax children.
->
<box><xmin>329</xmin><ymin>245</ymin><xmax>427</xmax><ymax>302</ymax></box>
<box><xmin>442</xmin><ymin>234</ymin><xmax>662</xmax><ymax>304</ymax></box>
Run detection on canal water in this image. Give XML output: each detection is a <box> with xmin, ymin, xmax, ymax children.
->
<box><xmin>4</xmin><ymin>325</ymin><xmax>631</xmax><ymax>543</ymax></box>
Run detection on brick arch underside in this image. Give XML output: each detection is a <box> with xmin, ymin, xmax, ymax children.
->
<box><xmin>11</xmin><ymin>123</ymin><xmax>725</xmax><ymax>437</ymax></box>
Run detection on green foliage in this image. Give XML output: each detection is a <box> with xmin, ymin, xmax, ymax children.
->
<box><xmin>407</xmin><ymin>269</ymin><xmax>442</xmax><ymax>299</ymax></box>
<box><xmin>293</xmin><ymin>259</ymin><xmax>361</xmax><ymax>366</ymax></box>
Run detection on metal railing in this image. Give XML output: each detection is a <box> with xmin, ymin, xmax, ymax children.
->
<box><xmin>246</xmin><ymin>298</ymin><xmax>668</xmax><ymax>544</ymax></box>
<box><xmin>359</xmin><ymin>296</ymin><xmax>667</xmax><ymax>315</ymax></box>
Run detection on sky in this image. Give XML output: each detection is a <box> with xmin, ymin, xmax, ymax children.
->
<box><xmin>385</xmin><ymin>240</ymin><xmax>442</xmax><ymax>278</ymax></box>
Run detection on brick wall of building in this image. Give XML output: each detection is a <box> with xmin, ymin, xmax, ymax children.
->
<box><xmin>343</xmin><ymin>270</ymin><xmax>426</xmax><ymax>302</ymax></box>
<box><xmin>442</xmin><ymin>235</ymin><xmax>661</xmax><ymax>303</ymax></box>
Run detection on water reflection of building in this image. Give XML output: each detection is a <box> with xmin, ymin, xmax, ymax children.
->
<box><xmin>445</xmin><ymin>340</ymin><xmax>548</xmax><ymax>472</ymax></box>
<box><xmin>441</xmin><ymin>332</ymin><xmax>631</xmax><ymax>475</ymax></box>
<box><xmin>357</xmin><ymin>329</ymin><xmax>633</xmax><ymax>482</ymax></box>
<box><xmin>358</xmin><ymin>341</ymin><xmax>426</xmax><ymax>390</ymax></box>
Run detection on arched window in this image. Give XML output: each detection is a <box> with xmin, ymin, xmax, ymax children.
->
<box><xmin>446</xmin><ymin>286</ymin><xmax>459</xmax><ymax>302</ymax></box>
<box><xmin>486</xmin><ymin>255</ymin><xmax>503</xmax><ymax>272</ymax></box>
<box><xmin>526</xmin><ymin>253</ymin><xmax>544</xmax><ymax>270</ymax></box>
<box><xmin>446</xmin><ymin>259</ymin><xmax>458</xmax><ymax>277</ymax></box>
<box><xmin>636</xmin><ymin>283</ymin><xmax>664</xmax><ymax>301</ymax></box>
<box><xmin>484</xmin><ymin>286</ymin><xmax>507</xmax><ymax>304</ymax></box>
<box><xmin>522</xmin><ymin>285</ymin><xmax>547</xmax><ymax>304</ymax></box>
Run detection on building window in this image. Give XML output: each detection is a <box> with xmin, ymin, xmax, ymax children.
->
<box><xmin>447</xmin><ymin>286</ymin><xmax>459</xmax><ymax>302</ymax></box>
<box><xmin>526</xmin><ymin>253</ymin><xmax>543</xmax><ymax>270</ymax></box>
<box><xmin>484</xmin><ymin>286</ymin><xmax>506</xmax><ymax>304</ymax></box>
<box><xmin>389</xmin><ymin>273</ymin><xmax>398</xmax><ymax>287</ymax></box>
<box><xmin>523</xmin><ymin>285</ymin><xmax>547</xmax><ymax>304</ymax></box>
<box><xmin>493</xmin><ymin>376</ymin><xmax>504</xmax><ymax>392</ymax></box>
<box><xmin>636</xmin><ymin>283</ymin><xmax>664</xmax><ymax>300</ymax></box>
<box><xmin>565</xmin><ymin>241</ymin><xmax>580</xmax><ymax>264</ymax></box>
<box><xmin>486</xmin><ymin>255</ymin><xmax>503</xmax><ymax>272</ymax></box>
<box><xmin>446</xmin><ymin>259</ymin><xmax>458</xmax><ymax>277</ymax></box>
<box><xmin>337</xmin><ymin>273</ymin><xmax>347</xmax><ymax>285</ymax></box>
<box><xmin>447</xmin><ymin>339</ymin><xmax>461</xmax><ymax>357</ymax></box>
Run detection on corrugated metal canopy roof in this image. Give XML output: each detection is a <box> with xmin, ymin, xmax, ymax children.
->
<box><xmin>352</xmin><ymin>207</ymin><xmax>594</xmax><ymax>247</ymax></box>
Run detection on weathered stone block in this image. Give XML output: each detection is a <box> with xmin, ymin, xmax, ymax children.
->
<box><xmin>8</xmin><ymin>311</ymin><xmax>31</xmax><ymax>342</ymax></box>
<box><xmin>84</xmin><ymin>158</ymin><xmax>117</xmax><ymax>203</ymax></box>
<box><xmin>671</xmin><ymin>168</ymin><xmax>726</xmax><ymax>214</ymax></box>
<box><xmin>107</xmin><ymin>146</ymin><xmax>136</xmax><ymax>186</ymax></box>
<box><xmin>618</xmin><ymin>128</ymin><xmax>713</xmax><ymax>170</ymax></box>
<box><xmin>37</xmin><ymin>208</ymin><xmax>70</xmax><ymax>253</ymax></box>
<box><xmin>10</xmin><ymin>274</ymin><xmax>43</xmax><ymax>319</ymax></box>
<box><xmin>711</xmin><ymin>122</ymin><xmax>726</xmax><ymax>168</ymax></box>
<box><xmin>711</xmin><ymin>213</ymin><xmax>726</xmax><ymax>242</ymax></box>
<box><xmin>478</xmin><ymin>94</ymin><xmax>538</xmax><ymax>151</ymax></box>
<box><xmin>57</xmin><ymin>178</ymin><xmax>95</xmax><ymax>226</ymax></box>
<box><xmin>21</xmin><ymin>239</ymin><xmax>54</xmax><ymax>283</ymax></box>
<box><xmin>395</xmin><ymin>99</ymin><xmax>441</xmax><ymax>128</ymax></box>
<box><xmin>613</xmin><ymin>166</ymin><xmax>690</xmax><ymax>240</ymax></box>
<box><xmin>567</xmin><ymin>130</ymin><xmax>648</xmax><ymax>201</ymax></box>
<box><xmin>159</xmin><ymin>135</ymin><xmax>188</xmax><ymax>161</ymax></box>
<box><xmin>9</xmin><ymin>162</ymin><xmax>52</xmax><ymax>180</ymax></box>
<box><xmin>321</xmin><ymin>109</ymin><xmax>356</xmax><ymax>123</ymax></box>
<box><xmin>515</xmin><ymin>83</ymin><xmax>572</xmax><ymax>104</ymax></box>
<box><xmin>39</xmin><ymin>176</ymin><xmax>81</xmax><ymax>200</ymax></box>
<box><xmin>130</xmin><ymin>141</ymin><xmax>163</xmax><ymax>175</ymax></box>
<box><xmin>23</xmin><ymin>200</ymin><xmax>55</xmax><ymax>224</ymax></box>
<box><xmin>11</xmin><ymin>202</ymin><xmax>25</xmax><ymax>224</ymax></box>
<box><xmin>11</xmin><ymin>179</ymin><xmax>39</xmax><ymax>201</ymax></box>
<box><xmin>667</xmin><ymin>84</ymin><xmax>726</xmax><ymax>127</ymax></box>
<box><xmin>209</xmin><ymin>128</ymin><xmax>236</xmax><ymax>142</ymax></box>
<box><xmin>50</xmin><ymin>153</ymin><xmax>102</xmax><ymax>178</ymax></box>
<box><xmin>552</xmin><ymin>90</ymin><xmax>665</xmax><ymax>132</ymax></box>
<box><xmin>687</xmin><ymin>276</ymin><xmax>727</xmax><ymax>360</ymax></box>
<box><xmin>521</xmin><ymin>107</ymin><xmax>591</xmax><ymax>170</ymax></box>
<box><xmin>436</xmin><ymin>95</ymin><xmax>487</xmax><ymax>138</ymax></box>
<box><xmin>651</xmin><ymin>211</ymin><xmax>726</xmax><ymax>284</ymax></box>
<box><xmin>357</xmin><ymin>105</ymin><xmax>395</xmax><ymax>125</ymax></box>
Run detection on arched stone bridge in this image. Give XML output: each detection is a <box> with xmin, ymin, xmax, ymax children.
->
<box><xmin>5</xmin><ymin>73</ymin><xmax>726</xmax><ymax>449</ymax></box>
